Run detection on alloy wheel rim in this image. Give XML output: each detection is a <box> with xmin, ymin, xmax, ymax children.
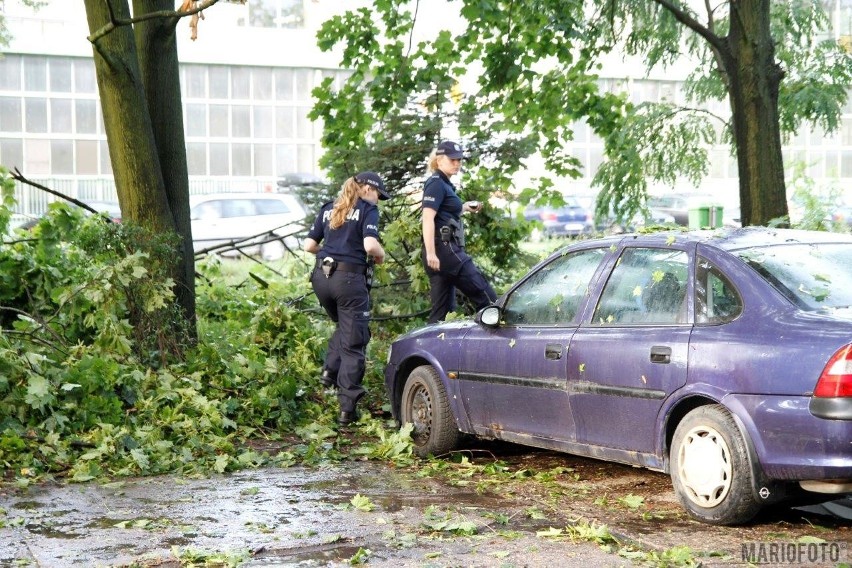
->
<box><xmin>410</xmin><ymin>385</ymin><xmax>432</xmax><ymax>443</ymax></box>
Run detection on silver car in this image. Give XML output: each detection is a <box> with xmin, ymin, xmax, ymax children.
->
<box><xmin>189</xmin><ymin>192</ymin><xmax>308</xmax><ymax>260</ymax></box>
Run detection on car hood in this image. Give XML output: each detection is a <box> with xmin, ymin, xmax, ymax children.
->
<box><xmin>394</xmin><ymin>320</ymin><xmax>476</xmax><ymax>343</ymax></box>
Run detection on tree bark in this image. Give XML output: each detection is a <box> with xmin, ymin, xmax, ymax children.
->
<box><xmin>133</xmin><ymin>0</ymin><xmax>197</xmax><ymax>339</ymax></box>
<box><xmin>84</xmin><ymin>0</ymin><xmax>193</xmax><ymax>351</ymax></box>
<box><xmin>725</xmin><ymin>0</ymin><xmax>788</xmax><ymax>226</ymax></box>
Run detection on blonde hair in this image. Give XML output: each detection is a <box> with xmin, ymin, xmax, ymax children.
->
<box><xmin>427</xmin><ymin>149</ymin><xmax>440</xmax><ymax>172</ymax></box>
<box><xmin>329</xmin><ymin>177</ymin><xmax>361</xmax><ymax>230</ymax></box>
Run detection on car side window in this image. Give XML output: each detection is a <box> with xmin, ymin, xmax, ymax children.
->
<box><xmin>593</xmin><ymin>247</ymin><xmax>688</xmax><ymax>325</ymax></box>
<box><xmin>502</xmin><ymin>248</ymin><xmax>606</xmax><ymax>326</ymax></box>
<box><xmin>222</xmin><ymin>199</ymin><xmax>256</xmax><ymax>218</ymax></box>
<box><xmin>253</xmin><ymin>199</ymin><xmax>289</xmax><ymax>215</ymax></box>
<box><xmin>695</xmin><ymin>257</ymin><xmax>742</xmax><ymax>324</ymax></box>
<box><xmin>192</xmin><ymin>201</ymin><xmax>222</xmax><ymax>220</ymax></box>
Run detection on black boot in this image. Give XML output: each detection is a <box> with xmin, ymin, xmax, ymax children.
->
<box><xmin>319</xmin><ymin>369</ymin><xmax>336</xmax><ymax>388</ymax></box>
<box><xmin>337</xmin><ymin>409</ymin><xmax>360</xmax><ymax>426</ymax></box>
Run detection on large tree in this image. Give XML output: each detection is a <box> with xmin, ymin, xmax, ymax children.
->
<box><xmin>313</xmin><ymin>0</ymin><xmax>851</xmax><ymax>227</ymax></box>
<box><xmin>82</xmin><ymin>0</ymin><xmax>235</xmax><ymax>348</ymax></box>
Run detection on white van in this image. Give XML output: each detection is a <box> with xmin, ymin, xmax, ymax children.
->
<box><xmin>189</xmin><ymin>192</ymin><xmax>308</xmax><ymax>260</ymax></box>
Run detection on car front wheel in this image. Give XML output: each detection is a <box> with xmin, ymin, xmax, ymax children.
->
<box><xmin>670</xmin><ymin>404</ymin><xmax>762</xmax><ymax>525</ymax></box>
<box><xmin>400</xmin><ymin>365</ymin><xmax>461</xmax><ymax>458</ymax></box>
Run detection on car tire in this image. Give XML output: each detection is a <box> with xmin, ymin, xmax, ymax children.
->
<box><xmin>670</xmin><ymin>404</ymin><xmax>762</xmax><ymax>525</ymax></box>
<box><xmin>400</xmin><ymin>365</ymin><xmax>461</xmax><ymax>458</ymax></box>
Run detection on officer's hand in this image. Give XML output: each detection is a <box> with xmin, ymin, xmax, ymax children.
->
<box><xmin>427</xmin><ymin>252</ymin><xmax>440</xmax><ymax>271</ymax></box>
<box><xmin>463</xmin><ymin>200</ymin><xmax>482</xmax><ymax>213</ymax></box>
<box><xmin>371</xmin><ymin>252</ymin><xmax>385</xmax><ymax>265</ymax></box>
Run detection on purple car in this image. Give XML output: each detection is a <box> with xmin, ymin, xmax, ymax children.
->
<box><xmin>384</xmin><ymin>227</ymin><xmax>852</xmax><ymax>525</ymax></box>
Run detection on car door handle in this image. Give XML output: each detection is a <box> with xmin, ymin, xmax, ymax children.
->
<box><xmin>545</xmin><ymin>343</ymin><xmax>563</xmax><ymax>360</ymax></box>
<box><xmin>650</xmin><ymin>346</ymin><xmax>672</xmax><ymax>364</ymax></box>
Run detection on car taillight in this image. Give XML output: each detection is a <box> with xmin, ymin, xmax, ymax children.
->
<box><xmin>814</xmin><ymin>344</ymin><xmax>852</xmax><ymax>397</ymax></box>
<box><xmin>541</xmin><ymin>212</ymin><xmax>557</xmax><ymax>221</ymax></box>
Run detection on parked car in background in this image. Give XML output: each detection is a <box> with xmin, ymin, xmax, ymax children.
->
<box><xmin>575</xmin><ymin>194</ymin><xmax>676</xmax><ymax>234</ymax></box>
<box><xmin>385</xmin><ymin>227</ymin><xmax>852</xmax><ymax>525</ymax></box>
<box><xmin>16</xmin><ymin>199</ymin><xmax>122</xmax><ymax>231</ymax></box>
<box><xmin>190</xmin><ymin>192</ymin><xmax>309</xmax><ymax>260</ymax></box>
<box><xmin>523</xmin><ymin>196</ymin><xmax>595</xmax><ymax>239</ymax></box>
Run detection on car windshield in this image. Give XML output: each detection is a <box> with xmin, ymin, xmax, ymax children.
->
<box><xmin>737</xmin><ymin>243</ymin><xmax>852</xmax><ymax>312</ymax></box>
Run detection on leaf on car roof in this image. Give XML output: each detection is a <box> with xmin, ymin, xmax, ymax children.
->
<box><xmin>508</xmin><ymin>338</ymin><xmax>516</xmax><ymax>348</ymax></box>
<box><xmin>632</xmin><ymin>285</ymin><xmax>643</xmax><ymax>297</ymax></box>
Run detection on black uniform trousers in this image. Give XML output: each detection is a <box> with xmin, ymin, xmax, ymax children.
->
<box><xmin>310</xmin><ymin>267</ymin><xmax>371</xmax><ymax>413</ymax></box>
<box><xmin>422</xmin><ymin>239</ymin><xmax>497</xmax><ymax>324</ymax></box>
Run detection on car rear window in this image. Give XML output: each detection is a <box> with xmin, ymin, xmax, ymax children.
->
<box><xmin>738</xmin><ymin>243</ymin><xmax>852</xmax><ymax>312</ymax></box>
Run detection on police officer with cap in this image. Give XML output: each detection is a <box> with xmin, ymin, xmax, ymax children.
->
<box><xmin>304</xmin><ymin>171</ymin><xmax>390</xmax><ymax>426</ymax></box>
<box><xmin>422</xmin><ymin>141</ymin><xmax>497</xmax><ymax>324</ymax></box>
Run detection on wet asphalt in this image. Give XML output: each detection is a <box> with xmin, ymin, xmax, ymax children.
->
<box><xmin>1</xmin><ymin>461</ymin><xmax>626</xmax><ymax>567</ymax></box>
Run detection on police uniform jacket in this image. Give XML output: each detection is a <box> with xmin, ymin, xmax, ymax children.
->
<box><xmin>307</xmin><ymin>198</ymin><xmax>381</xmax><ymax>265</ymax></box>
<box><xmin>422</xmin><ymin>170</ymin><xmax>463</xmax><ymax>241</ymax></box>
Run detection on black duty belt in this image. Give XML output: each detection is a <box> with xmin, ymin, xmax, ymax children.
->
<box><xmin>317</xmin><ymin>259</ymin><xmax>368</xmax><ymax>274</ymax></box>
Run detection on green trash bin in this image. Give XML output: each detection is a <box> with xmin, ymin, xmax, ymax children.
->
<box><xmin>688</xmin><ymin>204</ymin><xmax>724</xmax><ymax>229</ymax></box>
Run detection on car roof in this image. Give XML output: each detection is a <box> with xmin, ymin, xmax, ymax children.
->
<box><xmin>189</xmin><ymin>192</ymin><xmax>300</xmax><ymax>204</ymax></box>
<box><xmin>551</xmin><ymin>226</ymin><xmax>852</xmax><ymax>258</ymax></box>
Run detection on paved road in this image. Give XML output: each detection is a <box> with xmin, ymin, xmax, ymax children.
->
<box><xmin>1</xmin><ymin>445</ymin><xmax>849</xmax><ymax>567</ymax></box>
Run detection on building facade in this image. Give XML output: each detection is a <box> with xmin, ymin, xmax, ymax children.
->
<box><xmin>1</xmin><ymin>0</ymin><xmax>850</xmax><ymax>219</ymax></box>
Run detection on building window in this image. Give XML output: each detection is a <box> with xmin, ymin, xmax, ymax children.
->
<box><xmin>75</xmin><ymin>99</ymin><xmax>97</xmax><ymax>134</ymax></box>
<box><xmin>274</xmin><ymin>68</ymin><xmax>293</xmax><ymax>100</ymax></box>
<box><xmin>0</xmin><ymin>97</ymin><xmax>21</xmax><ymax>131</ymax></box>
<box><xmin>75</xmin><ymin>140</ymin><xmax>98</xmax><ymax>174</ymax></box>
<box><xmin>187</xmin><ymin>142</ymin><xmax>207</xmax><ymax>175</ymax></box>
<box><xmin>183</xmin><ymin>64</ymin><xmax>207</xmax><ymax>98</ymax></box>
<box><xmin>210</xmin><ymin>143</ymin><xmax>229</xmax><ymax>175</ymax></box>
<box><xmin>254</xmin><ymin>143</ymin><xmax>273</xmax><ymax>176</ymax></box>
<box><xmin>0</xmin><ymin>55</ymin><xmax>21</xmax><ymax>90</ymax></box>
<box><xmin>0</xmin><ymin>139</ymin><xmax>23</xmax><ymax>170</ymax></box>
<box><xmin>24</xmin><ymin>138</ymin><xmax>49</xmax><ymax>174</ymax></box>
<box><xmin>99</xmin><ymin>140</ymin><xmax>112</xmax><ymax>175</ymax></box>
<box><xmin>49</xmin><ymin>59</ymin><xmax>72</xmax><ymax>92</ymax></box>
<box><xmin>74</xmin><ymin>60</ymin><xmax>97</xmax><ymax>93</ymax></box>
<box><xmin>253</xmin><ymin>105</ymin><xmax>273</xmax><ymax>138</ymax></box>
<box><xmin>51</xmin><ymin>140</ymin><xmax>73</xmax><ymax>174</ymax></box>
<box><xmin>252</xmin><ymin>68</ymin><xmax>272</xmax><ymax>100</ymax></box>
<box><xmin>23</xmin><ymin>56</ymin><xmax>47</xmax><ymax>92</ymax></box>
<box><xmin>210</xmin><ymin>104</ymin><xmax>229</xmax><ymax>137</ymax></box>
<box><xmin>231</xmin><ymin>67</ymin><xmax>250</xmax><ymax>99</ymax></box>
<box><xmin>232</xmin><ymin>105</ymin><xmax>250</xmax><ymax>138</ymax></box>
<box><xmin>24</xmin><ymin>98</ymin><xmax>47</xmax><ymax>133</ymax></box>
<box><xmin>209</xmin><ymin>67</ymin><xmax>229</xmax><ymax>99</ymax></box>
<box><xmin>50</xmin><ymin>98</ymin><xmax>73</xmax><ymax>133</ymax></box>
<box><xmin>232</xmin><ymin>143</ymin><xmax>251</xmax><ymax>175</ymax></box>
<box><xmin>244</xmin><ymin>0</ymin><xmax>304</xmax><ymax>28</ymax></box>
<box><xmin>185</xmin><ymin>103</ymin><xmax>208</xmax><ymax>137</ymax></box>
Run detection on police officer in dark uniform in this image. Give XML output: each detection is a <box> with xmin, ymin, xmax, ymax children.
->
<box><xmin>422</xmin><ymin>141</ymin><xmax>497</xmax><ymax>324</ymax></box>
<box><xmin>304</xmin><ymin>171</ymin><xmax>390</xmax><ymax>426</ymax></box>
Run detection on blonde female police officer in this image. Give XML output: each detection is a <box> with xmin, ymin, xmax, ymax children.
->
<box><xmin>422</xmin><ymin>141</ymin><xmax>496</xmax><ymax>324</ymax></box>
<box><xmin>304</xmin><ymin>172</ymin><xmax>389</xmax><ymax>426</ymax></box>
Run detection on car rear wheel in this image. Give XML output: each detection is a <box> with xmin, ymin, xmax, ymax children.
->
<box><xmin>670</xmin><ymin>404</ymin><xmax>762</xmax><ymax>525</ymax></box>
<box><xmin>400</xmin><ymin>365</ymin><xmax>461</xmax><ymax>458</ymax></box>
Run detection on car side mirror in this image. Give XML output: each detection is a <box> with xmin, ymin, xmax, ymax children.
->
<box><xmin>477</xmin><ymin>305</ymin><xmax>501</xmax><ymax>327</ymax></box>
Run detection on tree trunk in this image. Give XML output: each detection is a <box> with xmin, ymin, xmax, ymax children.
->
<box><xmin>84</xmin><ymin>0</ymin><xmax>193</xmax><ymax>352</ymax></box>
<box><xmin>133</xmin><ymin>0</ymin><xmax>197</xmax><ymax>340</ymax></box>
<box><xmin>725</xmin><ymin>0</ymin><xmax>788</xmax><ymax>227</ymax></box>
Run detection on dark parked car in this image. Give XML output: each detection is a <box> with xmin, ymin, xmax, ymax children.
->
<box><xmin>523</xmin><ymin>196</ymin><xmax>594</xmax><ymax>238</ymax></box>
<box><xmin>384</xmin><ymin>227</ymin><xmax>852</xmax><ymax>525</ymax></box>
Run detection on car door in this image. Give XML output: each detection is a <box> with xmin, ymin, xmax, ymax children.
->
<box><xmin>567</xmin><ymin>244</ymin><xmax>692</xmax><ymax>456</ymax></box>
<box><xmin>457</xmin><ymin>247</ymin><xmax>610</xmax><ymax>442</ymax></box>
